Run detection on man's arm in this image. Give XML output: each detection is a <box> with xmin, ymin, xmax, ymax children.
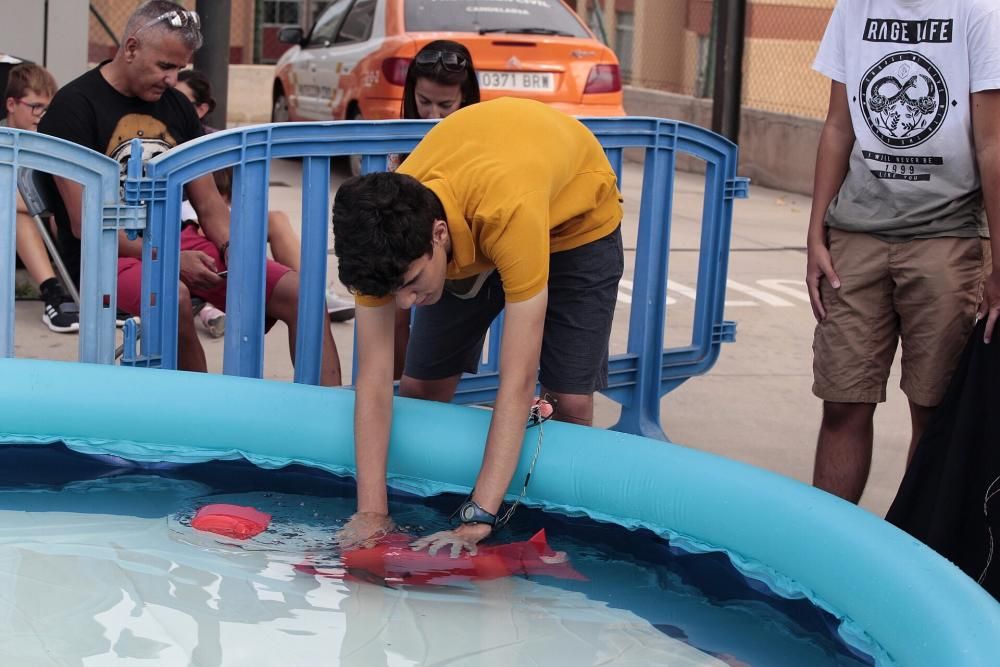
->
<box><xmin>806</xmin><ymin>81</ymin><xmax>854</xmax><ymax>321</ymax></box>
<box><xmin>470</xmin><ymin>289</ymin><xmax>547</xmax><ymax>510</ymax></box>
<box><xmin>180</xmin><ymin>174</ymin><xmax>232</xmax><ymax>290</ymax></box>
<box><xmin>972</xmin><ymin>89</ymin><xmax>1000</xmax><ymax>342</ymax></box>
<box><xmin>52</xmin><ymin>176</ymin><xmax>144</xmax><ymax>258</ymax></box>
<box><xmin>185</xmin><ymin>173</ymin><xmax>231</xmax><ymax>250</ymax></box>
<box><xmin>335</xmin><ymin>301</ymin><xmax>398</xmax><ymax>548</ymax></box>
<box><xmin>354</xmin><ymin>302</ymin><xmax>397</xmax><ymax>513</ymax></box>
<box><xmin>51</xmin><ymin>177</ymin><xmax>85</xmax><ymax>242</ymax></box>
<box><xmin>55</xmin><ymin>173</ymin><xmax>222</xmax><ymax>290</ymax></box>
<box><xmin>412</xmin><ymin>289</ymin><xmax>547</xmax><ymax>554</ymax></box>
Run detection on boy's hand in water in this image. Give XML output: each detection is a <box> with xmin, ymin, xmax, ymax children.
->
<box><xmin>334</xmin><ymin>512</ymin><xmax>395</xmax><ymax>550</ymax></box>
<box><xmin>410</xmin><ymin>523</ymin><xmax>492</xmax><ymax>558</ymax></box>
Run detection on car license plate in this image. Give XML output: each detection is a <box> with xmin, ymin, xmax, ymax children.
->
<box><xmin>478</xmin><ymin>71</ymin><xmax>555</xmax><ymax>92</ymax></box>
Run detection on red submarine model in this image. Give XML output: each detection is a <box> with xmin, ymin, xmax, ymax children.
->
<box><xmin>192</xmin><ymin>503</ymin><xmax>585</xmax><ymax>586</ymax></box>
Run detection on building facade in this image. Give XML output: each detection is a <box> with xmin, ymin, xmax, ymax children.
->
<box><xmin>569</xmin><ymin>0</ymin><xmax>835</xmax><ymax>119</ymax></box>
<box><xmin>83</xmin><ymin>0</ymin><xmax>835</xmax><ymax>119</ymax></box>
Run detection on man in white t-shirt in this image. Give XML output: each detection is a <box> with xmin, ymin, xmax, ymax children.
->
<box><xmin>807</xmin><ymin>0</ymin><xmax>1000</xmax><ymax>502</ymax></box>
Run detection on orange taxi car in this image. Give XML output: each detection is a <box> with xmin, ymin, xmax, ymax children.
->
<box><xmin>271</xmin><ymin>0</ymin><xmax>624</xmax><ymax>124</ymax></box>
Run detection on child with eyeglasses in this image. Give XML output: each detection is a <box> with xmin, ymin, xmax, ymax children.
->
<box><xmin>388</xmin><ymin>40</ymin><xmax>482</xmax><ymax>377</ymax></box>
<box><xmin>2</xmin><ymin>63</ymin><xmax>79</xmax><ymax>333</ymax></box>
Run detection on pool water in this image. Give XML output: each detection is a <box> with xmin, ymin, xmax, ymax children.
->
<box><xmin>0</xmin><ymin>446</ymin><xmax>875</xmax><ymax>666</ymax></box>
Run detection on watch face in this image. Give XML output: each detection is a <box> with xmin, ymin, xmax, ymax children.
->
<box><xmin>460</xmin><ymin>503</ymin><xmax>476</xmax><ymax>522</ymax></box>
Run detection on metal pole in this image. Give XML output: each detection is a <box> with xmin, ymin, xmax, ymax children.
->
<box><xmin>590</xmin><ymin>0</ymin><xmax>610</xmax><ymax>46</ymax></box>
<box><xmin>303</xmin><ymin>0</ymin><xmax>314</xmax><ymax>32</ymax></box>
<box><xmin>710</xmin><ymin>0</ymin><xmax>747</xmax><ymax>143</ymax></box>
<box><xmin>194</xmin><ymin>0</ymin><xmax>232</xmax><ymax>130</ymax></box>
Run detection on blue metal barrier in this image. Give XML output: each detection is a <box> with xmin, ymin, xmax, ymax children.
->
<box><xmin>134</xmin><ymin>118</ymin><xmax>746</xmax><ymax>440</ymax></box>
<box><xmin>0</xmin><ymin>129</ymin><xmax>124</xmax><ymax>364</ymax></box>
<box><xmin>136</xmin><ymin>122</ymin><xmax>432</xmax><ymax>381</ymax></box>
<box><xmin>0</xmin><ymin>119</ymin><xmax>747</xmax><ymax>440</ymax></box>
<box><xmin>452</xmin><ymin>118</ymin><xmax>749</xmax><ymax>440</ymax></box>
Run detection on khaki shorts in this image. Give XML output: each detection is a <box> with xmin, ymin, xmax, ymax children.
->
<box><xmin>812</xmin><ymin>228</ymin><xmax>990</xmax><ymax>407</ymax></box>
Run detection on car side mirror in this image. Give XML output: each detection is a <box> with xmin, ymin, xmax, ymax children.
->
<box><xmin>278</xmin><ymin>26</ymin><xmax>304</xmax><ymax>45</ymax></box>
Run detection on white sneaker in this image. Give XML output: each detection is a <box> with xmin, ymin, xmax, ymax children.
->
<box><xmin>198</xmin><ymin>305</ymin><xmax>226</xmax><ymax>338</ymax></box>
<box><xmin>326</xmin><ymin>289</ymin><xmax>356</xmax><ymax>323</ymax></box>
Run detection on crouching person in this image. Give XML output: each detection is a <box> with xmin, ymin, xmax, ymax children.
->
<box><xmin>333</xmin><ymin>98</ymin><xmax>624</xmax><ymax>554</ymax></box>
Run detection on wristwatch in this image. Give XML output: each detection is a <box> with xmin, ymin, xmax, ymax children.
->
<box><xmin>457</xmin><ymin>499</ymin><xmax>497</xmax><ymax>527</ymax></box>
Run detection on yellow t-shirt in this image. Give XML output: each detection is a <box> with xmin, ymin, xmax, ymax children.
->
<box><xmin>358</xmin><ymin>97</ymin><xmax>622</xmax><ymax>306</ymax></box>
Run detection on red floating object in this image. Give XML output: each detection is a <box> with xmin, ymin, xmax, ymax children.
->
<box><xmin>300</xmin><ymin>529</ymin><xmax>586</xmax><ymax>587</ymax></box>
<box><xmin>532</xmin><ymin>397</ymin><xmax>554</xmax><ymax>420</ymax></box>
<box><xmin>192</xmin><ymin>503</ymin><xmax>272</xmax><ymax>540</ymax></box>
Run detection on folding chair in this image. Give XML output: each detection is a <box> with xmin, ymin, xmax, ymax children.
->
<box><xmin>16</xmin><ymin>168</ymin><xmax>141</xmax><ymax>360</ymax></box>
<box><xmin>17</xmin><ymin>169</ymin><xmax>223</xmax><ymax>360</ymax></box>
<box><xmin>16</xmin><ymin>167</ymin><xmax>80</xmax><ymax>305</ymax></box>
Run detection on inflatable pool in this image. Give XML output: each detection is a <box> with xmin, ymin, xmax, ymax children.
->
<box><xmin>1</xmin><ymin>358</ymin><xmax>998</xmax><ymax>665</ymax></box>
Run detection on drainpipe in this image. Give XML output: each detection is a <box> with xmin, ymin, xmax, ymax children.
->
<box><xmin>710</xmin><ymin>0</ymin><xmax>747</xmax><ymax>143</ymax></box>
<box><xmin>194</xmin><ymin>0</ymin><xmax>232</xmax><ymax>129</ymax></box>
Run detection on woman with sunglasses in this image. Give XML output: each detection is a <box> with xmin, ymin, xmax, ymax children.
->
<box><xmin>386</xmin><ymin>41</ymin><xmax>480</xmax><ymax>172</ymax></box>
<box><xmin>401</xmin><ymin>40</ymin><xmax>480</xmax><ymax>122</ymax></box>
<box><xmin>388</xmin><ymin>41</ymin><xmax>481</xmax><ymax>377</ymax></box>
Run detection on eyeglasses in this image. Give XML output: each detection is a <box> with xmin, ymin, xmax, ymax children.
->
<box><xmin>136</xmin><ymin>9</ymin><xmax>201</xmax><ymax>35</ymax></box>
<box><xmin>15</xmin><ymin>99</ymin><xmax>47</xmax><ymax>117</ymax></box>
<box><xmin>414</xmin><ymin>50</ymin><xmax>468</xmax><ymax>72</ymax></box>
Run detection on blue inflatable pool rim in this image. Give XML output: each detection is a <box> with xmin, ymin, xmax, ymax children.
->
<box><xmin>2</xmin><ymin>359</ymin><xmax>999</xmax><ymax>665</ymax></box>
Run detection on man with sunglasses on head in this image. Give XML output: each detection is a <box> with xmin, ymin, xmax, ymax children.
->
<box><xmin>332</xmin><ymin>98</ymin><xmax>624</xmax><ymax>556</ymax></box>
<box><xmin>39</xmin><ymin>0</ymin><xmax>343</xmax><ymax>385</ymax></box>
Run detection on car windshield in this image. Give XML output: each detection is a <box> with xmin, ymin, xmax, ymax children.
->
<box><xmin>404</xmin><ymin>0</ymin><xmax>590</xmax><ymax>38</ymax></box>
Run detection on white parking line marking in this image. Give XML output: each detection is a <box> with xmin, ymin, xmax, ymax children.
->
<box><xmin>666</xmin><ymin>279</ymin><xmax>697</xmax><ymax>300</ymax></box>
<box><xmin>618</xmin><ymin>279</ymin><xmax>675</xmax><ymax>305</ymax></box>
<box><xmin>618</xmin><ymin>278</ymin><xmax>633</xmax><ymax>304</ymax></box>
<box><xmin>667</xmin><ymin>279</ymin><xmax>755</xmax><ymax>307</ymax></box>
<box><xmin>755</xmin><ymin>279</ymin><xmax>811</xmax><ymax>303</ymax></box>
<box><xmin>618</xmin><ymin>278</ymin><xmax>809</xmax><ymax>308</ymax></box>
<box><xmin>726</xmin><ymin>280</ymin><xmax>794</xmax><ymax>307</ymax></box>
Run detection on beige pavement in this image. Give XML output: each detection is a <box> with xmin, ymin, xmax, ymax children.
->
<box><xmin>11</xmin><ymin>158</ymin><xmax>913</xmax><ymax>517</ymax></box>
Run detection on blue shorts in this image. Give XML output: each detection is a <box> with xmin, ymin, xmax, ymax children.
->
<box><xmin>404</xmin><ymin>226</ymin><xmax>624</xmax><ymax>394</ymax></box>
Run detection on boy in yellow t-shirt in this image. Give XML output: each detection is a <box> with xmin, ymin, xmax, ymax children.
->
<box><xmin>331</xmin><ymin>98</ymin><xmax>623</xmax><ymax>556</ymax></box>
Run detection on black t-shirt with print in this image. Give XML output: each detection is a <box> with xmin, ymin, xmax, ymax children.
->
<box><xmin>37</xmin><ymin>61</ymin><xmax>203</xmax><ymax>284</ymax></box>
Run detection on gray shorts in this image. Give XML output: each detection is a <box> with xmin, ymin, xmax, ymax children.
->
<box><xmin>404</xmin><ymin>226</ymin><xmax>624</xmax><ymax>394</ymax></box>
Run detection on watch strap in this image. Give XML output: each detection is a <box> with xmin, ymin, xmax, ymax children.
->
<box><xmin>457</xmin><ymin>499</ymin><xmax>497</xmax><ymax>527</ymax></box>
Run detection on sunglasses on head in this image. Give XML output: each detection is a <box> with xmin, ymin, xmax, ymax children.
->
<box><xmin>414</xmin><ymin>50</ymin><xmax>468</xmax><ymax>72</ymax></box>
<box><xmin>136</xmin><ymin>9</ymin><xmax>201</xmax><ymax>35</ymax></box>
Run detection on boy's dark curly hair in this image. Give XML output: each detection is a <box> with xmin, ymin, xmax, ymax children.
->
<box><xmin>332</xmin><ymin>172</ymin><xmax>444</xmax><ymax>298</ymax></box>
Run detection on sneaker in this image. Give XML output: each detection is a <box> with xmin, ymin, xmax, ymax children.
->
<box><xmin>115</xmin><ymin>309</ymin><xmax>135</xmax><ymax>328</ymax></box>
<box><xmin>198</xmin><ymin>304</ymin><xmax>226</xmax><ymax>338</ymax></box>
<box><xmin>41</xmin><ymin>297</ymin><xmax>80</xmax><ymax>333</ymax></box>
<box><xmin>326</xmin><ymin>289</ymin><xmax>356</xmax><ymax>323</ymax></box>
